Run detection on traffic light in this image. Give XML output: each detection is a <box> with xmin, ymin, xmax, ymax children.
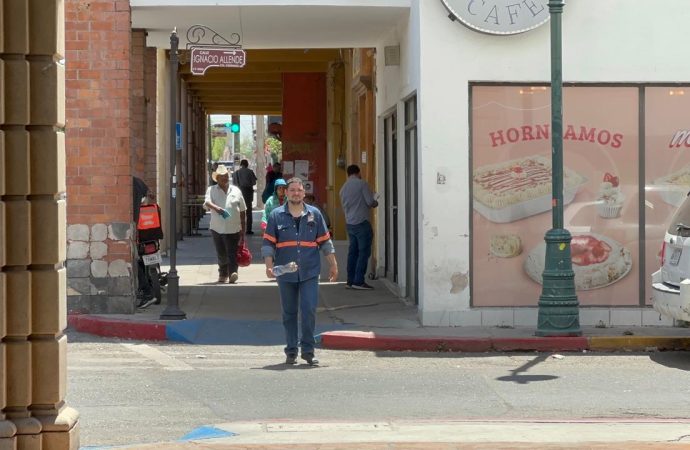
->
<box><xmin>225</xmin><ymin>120</ymin><xmax>240</xmax><ymax>133</ymax></box>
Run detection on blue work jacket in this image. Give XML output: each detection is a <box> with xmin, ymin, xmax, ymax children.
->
<box><xmin>261</xmin><ymin>203</ymin><xmax>334</xmax><ymax>283</ymax></box>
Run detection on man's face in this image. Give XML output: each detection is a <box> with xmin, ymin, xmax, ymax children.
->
<box><xmin>216</xmin><ymin>174</ymin><xmax>229</xmax><ymax>188</ymax></box>
<box><xmin>276</xmin><ymin>186</ymin><xmax>286</xmax><ymax>199</ymax></box>
<box><xmin>286</xmin><ymin>183</ymin><xmax>305</xmax><ymax>205</ymax></box>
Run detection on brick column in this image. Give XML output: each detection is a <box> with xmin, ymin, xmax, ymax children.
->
<box><xmin>144</xmin><ymin>47</ymin><xmax>158</xmax><ymax>191</ymax></box>
<box><xmin>1</xmin><ymin>1</ymin><xmax>80</xmax><ymax>448</ymax></box>
<box><xmin>65</xmin><ymin>0</ymin><xmax>134</xmax><ymax>314</ymax></box>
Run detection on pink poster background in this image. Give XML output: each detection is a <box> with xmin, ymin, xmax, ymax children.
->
<box><xmin>471</xmin><ymin>86</ymin><xmax>639</xmax><ymax>307</ymax></box>
<box><xmin>644</xmin><ymin>87</ymin><xmax>690</xmax><ymax>305</ymax></box>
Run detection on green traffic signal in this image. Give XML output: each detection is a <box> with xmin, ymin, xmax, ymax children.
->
<box><xmin>230</xmin><ymin>122</ymin><xmax>240</xmax><ymax>133</ymax></box>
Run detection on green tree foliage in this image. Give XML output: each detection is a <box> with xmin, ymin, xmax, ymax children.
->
<box><xmin>266</xmin><ymin>137</ymin><xmax>282</xmax><ymax>162</ymax></box>
<box><xmin>240</xmin><ymin>135</ymin><xmax>254</xmax><ymax>159</ymax></box>
<box><xmin>211</xmin><ymin>137</ymin><xmax>226</xmax><ymax>160</ymax></box>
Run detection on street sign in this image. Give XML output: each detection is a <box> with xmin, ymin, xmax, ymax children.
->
<box><xmin>190</xmin><ymin>47</ymin><xmax>246</xmax><ymax>75</ymax></box>
<box><xmin>175</xmin><ymin>122</ymin><xmax>182</xmax><ymax>150</ymax></box>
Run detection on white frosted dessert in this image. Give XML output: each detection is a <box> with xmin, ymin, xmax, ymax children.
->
<box><xmin>654</xmin><ymin>165</ymin><xmax>690</xmax><ymax>207</ymax></box>
<box><xmin>474</xmin><ymin>155</ymin><xmax>586</xmax><ymax>210</ymax></box>
<box><xmin>490</xmin><ymin>234</ymin><xmax>522</xmax><ymax>258</ymax></box>
<box><xmin>597</xmin><ymin>179</ymin><xmax>624</xmax><ymax>218</ymax></box>
<box><xmin>524</xmin><ymin>233</ymin><xmax>632</xmax><ymax>291</ymax></box>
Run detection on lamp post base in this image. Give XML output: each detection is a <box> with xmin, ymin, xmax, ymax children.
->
<box><xmin>159</xmin><ymin>270</ymin><xmax>186</xmax><ymax>320</ymax></box>
<box><xmin>536</xmin><ymin>228</ymin><xmax>581</xmax><ymax>337</ymax></box>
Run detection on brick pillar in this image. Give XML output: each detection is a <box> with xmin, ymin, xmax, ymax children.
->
<box><xmin>65</xmin><ymin>0</ymin><xmax>135</xmax><ymax>314</ymax></box>
<box><xmin>144</xmin><ymin>47</ymin><xmax>158</xmax><ymax>192</ymax></box>
<box><xmin>1</xmin><ymin>1</ymin><xmax>80</xmax><ymax>448</ymax></box>
<box><xmin>131</xmin><ymin>29</ymin><xmax>146</xmax><ymax>181</ymax></box>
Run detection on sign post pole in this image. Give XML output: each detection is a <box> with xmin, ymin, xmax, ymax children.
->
<box><xmin>160</xmin><ymin>29</ymin><xmax>186</xmax><ymax>321</ymax></box>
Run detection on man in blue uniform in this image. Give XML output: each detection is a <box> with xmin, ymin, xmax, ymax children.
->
<box><xmin>262</xmin><ymin>177</ymin><xmax>338</xmax><ymax>365</ymax></box>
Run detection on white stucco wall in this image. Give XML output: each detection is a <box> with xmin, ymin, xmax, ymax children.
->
<box><xmin>374</xmin><ymin>3</ymin><xmax>420</xmax><ymax>296</ymax></box>
<box><xmin>409</xmin><ymin>0</ymin><xmax>690</xmax><ymax>325</ymax></box>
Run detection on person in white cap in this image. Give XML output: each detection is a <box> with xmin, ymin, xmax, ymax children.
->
<box><xmin>204</xmin><ymin>164</ymin><xmax>247</xmax><ymax>283</ymax></box>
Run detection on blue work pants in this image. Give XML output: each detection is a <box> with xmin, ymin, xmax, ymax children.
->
<box><xmin>346</xmin><ymin>220</ymin><xmax>373</xmax><ymax>286</ymax></box>
<box><xmin>278</xmin><ymin>276</ymin><xmax>319</xmax><ymax>356</ymax></box>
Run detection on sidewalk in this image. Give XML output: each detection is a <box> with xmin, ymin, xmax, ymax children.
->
<box><xmin>82</xmin><ymin>420</ymin><xmax>690</xmax><ymax>449</ymax></box>
<box><xmin>68</xmin><ymin>212</ymin><xmax>690</xmax><ymax>352</ymax></box>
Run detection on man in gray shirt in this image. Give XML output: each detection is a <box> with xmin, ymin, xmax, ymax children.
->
<box><xmin>339</xmin><ymin>164</ymin><xmax>378</xmax><ymax>290</ymax></box>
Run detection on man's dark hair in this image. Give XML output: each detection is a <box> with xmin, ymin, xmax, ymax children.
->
<box><xmin>346</xmin><ymin>164</ymin><xmax>360</xmax><ymax>176</ymax></box>
<box><xmin>240</xmin><ymin>159</ymin><xmax>249</xmax><ymax>167</ymax></box>
<box><xmin>286</xmin><ymin>177</ymin><xmax>304</xmax><ymax>188</ymax></box>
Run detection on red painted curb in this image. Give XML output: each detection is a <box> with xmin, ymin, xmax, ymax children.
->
<box><xmin>68</xmin><ymin>315</ymin><xmax>167</xmax><ymax>341</ymax></box>
<box><xmin>320</xmin><ymin>331</ymin><xmax>590</xmax><ymax>353</ymax></box>
<box><xmin>320</xmin><ymin>331</ymin><xmax>492</xmax><ymax>352</ymax></box>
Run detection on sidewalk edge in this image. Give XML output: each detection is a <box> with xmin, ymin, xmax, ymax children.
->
<box><xmin>67</xmin><ymin>315</ymin><xmax>167</xmax><ymax>341</ymax></box>
<box><xmin>320</xmin><ymin>331</ymin><xmax>690</xmax><ymax>352</ymax></box>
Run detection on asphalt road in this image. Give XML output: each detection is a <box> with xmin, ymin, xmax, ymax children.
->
<box><xmin>66</xmin><ymin>330</ymin><xmax>690</xmax><ymax>447</ymax></box>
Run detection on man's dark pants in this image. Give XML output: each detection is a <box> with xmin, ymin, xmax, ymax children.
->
<box><xmin>240</xmin><ymin>187</ymin><xmax>254</xmax><ymax>232</ymax></box>
<box><xmin>345</xmin><ymin>220</ymin><xmax>373</xmax><ymax>286</ymax></box>
<box><xmin>210</xmin><ymin>230</ymin><xmax>240</xmax><ymax>276</ymax></box>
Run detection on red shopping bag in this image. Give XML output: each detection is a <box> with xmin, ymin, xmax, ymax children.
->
<box><xmin>237</xmin><ymin>241</ymin><xmax>252</xmax><ymax>267</ymax></box>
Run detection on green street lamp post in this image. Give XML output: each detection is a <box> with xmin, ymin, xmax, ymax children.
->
<box><xmin>536</xmin><ymin>0</ymin><xmax>581</xmax><ymax>336</ymax></box>
<box><xmin>160</xmin><ymin>29</ymin><xmax>186</xmax><ymax>321</ymax></box>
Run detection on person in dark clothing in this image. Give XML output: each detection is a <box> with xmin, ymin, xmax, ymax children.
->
<box><xmin>261</xmin><ymin>162</ymin><xmax>283</xmax><ymax>204</ymax></box>
<box><xmin>133</xmin><ymin>176</ymin><xmax>149</xmax><ymax>223</ymax></box>
<box><xmin>133</xmin><ymin>176</ymin><xmax>154</xmax><ymax>306</ymax></box>
<box><xmin>232</xmin><ymin>159</ymin><xmax>258</xmax><ymax>234</ymax></box>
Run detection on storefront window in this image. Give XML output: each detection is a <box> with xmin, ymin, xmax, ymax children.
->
<box><xmin>471</xmin><ymin>84</ymin><xmax>640</xmax><ymax>307</ymax></box>
<box><xmin>644</xmin><ymin>87</ymin><xmax>690</xmax><ymax>305</ymax></box>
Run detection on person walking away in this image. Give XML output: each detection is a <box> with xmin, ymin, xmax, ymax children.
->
<box><xmin>204</xmin><ymin>164</ymin><xmax>247</xmax><ymax>284</ymax></box>
<box><xmin>232</xmin><ymin>159</ymin><xmax>257</xmax><ymax>234</ymax></box>
<box><xmin>262</xmin><ymin>177</ymin><xmax>338</xmax><ymax>366</ymax></box>
<box><xmin>339</xmin><ymin>164</ymin><xmax>378</xmax><ymax>290</ymax></box>
<box><xmin>261</xmin><ymin>162</ymin><xmax>283</xmax><ymax>204</ymax></box>
<box><xmin>261</xmin><ymin>178</ymin><xmax>287</xmax><ymax>230</ymax></box>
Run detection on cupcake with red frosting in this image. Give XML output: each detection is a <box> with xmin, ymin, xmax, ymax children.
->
<box><xmin>597</xmin><ymin>173</ymin><xmax>624</xmax><ymax>218</ymax></box>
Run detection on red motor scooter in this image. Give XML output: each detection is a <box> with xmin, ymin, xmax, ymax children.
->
<box><xmin>136</xmin><ymin>203</ymin><xmax>168</xmax><ymax>308</ymax></box>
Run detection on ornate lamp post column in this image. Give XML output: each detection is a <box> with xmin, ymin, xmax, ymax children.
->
<box><xmin>161</xmin><ymin>29</ymin><xmax>186</xmax><ymax>320</ymax></box>
<box><xmin>536</xmin><ymin>0</ymin><xmax>581</xmax><ymax>336</ymax></box>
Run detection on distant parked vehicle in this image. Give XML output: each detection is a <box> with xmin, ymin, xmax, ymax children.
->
<box><xmin>652</xmin><ymin>193</ymin><xmax>690</xmax><ymax>321</ymax></box>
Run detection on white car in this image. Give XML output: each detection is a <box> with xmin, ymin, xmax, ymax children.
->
<box><xmin>652</xmin><ymin>195</ymin><xmax>690</xmax><ymax>321</ymax></box>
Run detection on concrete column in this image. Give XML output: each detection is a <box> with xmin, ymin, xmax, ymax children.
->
<box><xmin>1</xmin><ymin>0</ymin><xmax>79</xmax><ymax>448</ymax></box>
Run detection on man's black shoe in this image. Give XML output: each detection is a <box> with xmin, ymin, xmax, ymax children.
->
<box><xmin>136</xmin><ymin>295</ymin><xmax>154</xmax><ymax>308</ymax></box>
<box><xmin>285</xmin><ymin>354</ymin><xmax>297</xmax><ymax>365</ymax></box>
<box><xmin>301</xmin><ymin>353</ymin><xmax>318</xmax><ymax>366</ymax></box>
<box><xmin>138</xmin><ymin>297</ymin><xmax>158</xmax><ymax>309</ymax></box>
<box><xmin>351</xmin><ymin>282</ymin><xmax>374</xmax><ymax>290</ymax></box>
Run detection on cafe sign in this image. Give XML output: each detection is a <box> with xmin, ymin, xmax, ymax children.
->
<box><xmin>440</xmin><ymin>0</ymin><xmax>550</xmax><ymax>35</ymax></box>
<box><xmin>190</xmin><ymin>47</ymin><xmax>246</xmax><ymax>75</ymax></box>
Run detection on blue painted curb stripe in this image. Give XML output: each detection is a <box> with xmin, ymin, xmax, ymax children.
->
<box><xmin>179</xmin><ymin>425</ymin><xmax>236</xmax><ymax>441</ymax></box>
